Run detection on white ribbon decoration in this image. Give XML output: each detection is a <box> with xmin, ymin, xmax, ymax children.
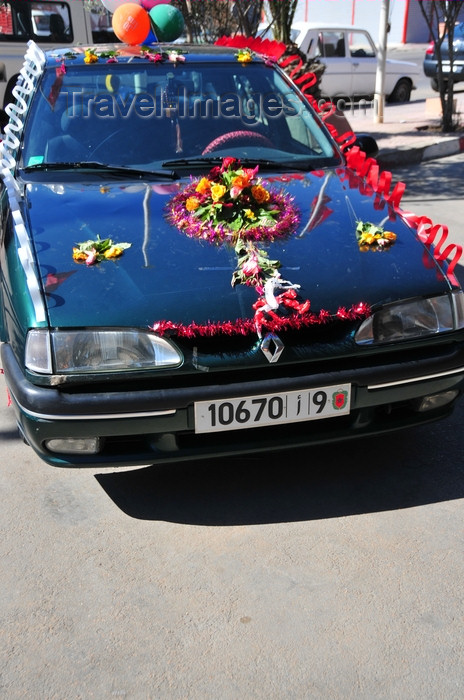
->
<box><xmin>263</xmin><ymin>272</ymin><xmax>301</xmax><ymax>312</ymax></box>
<box><xmin>1</xmin><ymin>41</ymin><xmax>45</xmax><ymax>173</ymax></box>
<box><xmin>1</xmin><ymin>41</ymin><xmax>47</xmax><ymax>323</ymax></box>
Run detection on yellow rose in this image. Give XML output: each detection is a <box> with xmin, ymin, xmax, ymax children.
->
<box><xmin>84</xmin><ymin>51</ymin><xmax>98</xmax><ymax>64</ymax></box>
<box><xmin>195</xmin><ymin>177</ymin><xmax>211</xmax><ymax>195</ymax></box>
<box><xmin>360</xmin><ymin>233</ymin><xmax>376</xmax><ymax>245</ymax></box>
<box><xmin>251</xmin><ymin>185</ymin><xmax>270</xmax><ymax>204</ymax></box>
<box><xmin>186</xmin><ymin>196</ymin><xmax>201</xmax><ymax>211</ymax></box>
<box><xmin>104</xmin><ymin>246</ymin><xmax>123</xmax><ymax>259</ymax></box>
<box><xmin>210</xmin><ymin>184</ymin><xmax>227</xmax><ymax>201</ymax></box>
<box><xmin>237</xmin><ymin>50</ymin><xmax>253</xmax><ymax>63</ymax></box>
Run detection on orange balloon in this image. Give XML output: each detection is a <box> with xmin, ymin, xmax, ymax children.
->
<box><xmin>112</xmin><ymin>4</ymin><xmax>150</xmax><ymax>45</ymax></box>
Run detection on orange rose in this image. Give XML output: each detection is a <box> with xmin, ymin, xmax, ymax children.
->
<box><xmin>251</xmin><ymin>185</ymin><xmax>270</xmax><ymax>204</ymax></box>
<box><xmin>232</xmin><ymin>175</ymin><xmax>250</xmax><ymax>189</ymax></box>
<box><xmin>72</xmin><ymin>248</ymin><xmax>88</xmax><ymax>262</ymax></box>
<box><xmin>195</xmin><ymin>177</ymin><xmax>211</xmax><ymax>195</ymax></box>
<box><xmin>186</xmin><ymin>196</ymin><xmax>201</xmax><ymax>211</ymax></box>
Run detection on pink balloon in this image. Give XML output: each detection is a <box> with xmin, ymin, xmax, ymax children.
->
<box><xmin>141</xmin><ymin>0</ymin><xmax>170</xmax><ymax>9</ymax></box>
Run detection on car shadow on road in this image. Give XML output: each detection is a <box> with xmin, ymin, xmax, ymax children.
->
<box><xmin>95</xmin><ymin>397</ymin><xmax>464</xmax><ymax>525</ymax></box>
<box><xmin>98</xmin><ymin>229</ymin><xmax>464</xmax><ymax>525</ymax></box>
<box><xmin>0</xmin><ymin>427</ymin><xmax>24</xmax><ymax>441</ymax></box>
<box><xmin>396</xmin><ymin>158</ymin><xmax>464</xmax><ymax>202</ymax></box>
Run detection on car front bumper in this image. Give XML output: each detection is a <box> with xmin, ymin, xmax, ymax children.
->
<box><xmin>2</xmin><ymin>341</ymin><xmax>464</xmax><ymax>468</ymax></box>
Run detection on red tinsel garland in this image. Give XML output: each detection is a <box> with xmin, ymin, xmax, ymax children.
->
<box><xmin>152</xmin><ymin>302</ymin><xmax>370</xmax><ymax>339</ymax></box>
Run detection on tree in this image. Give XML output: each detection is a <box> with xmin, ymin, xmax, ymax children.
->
<box><xmin>257</xmin><ymin>2</ymin><xmax>324</xmax><ymax>101</ymax></box>
<box><xmin>172</xmin><ymin>0</ymin><xmax>324</xmax><ymax>100</ymax></box>
<box><xmin>173</xmin><ymin>0</ymin><xmax>263</xmax><ymax>43</ymax></box>
<box><xmin>418</xmin><ymin>0</ymin><xmax>464</xmax><ymax>131</ymax></box>
<box><xmin>265</xmin><ymin>0</ymin><xmax>299</xmax><ymax>45</ymax></box>
<box><xmin>232</xmin><ymin>0</ymin><xmax>264</xmax><ymax>37</ymax></box>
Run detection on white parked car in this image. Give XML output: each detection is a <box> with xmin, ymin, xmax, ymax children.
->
<box><xmin>260</xmin><ymin>22</ymin><xmax>420</xmax><ymax>103</ymax></box>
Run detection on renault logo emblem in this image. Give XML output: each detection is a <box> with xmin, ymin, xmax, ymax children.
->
<box><xmin>261</xmin><ymin>333</ymin><xmax>284</xmax><ymax>363</ymax></box>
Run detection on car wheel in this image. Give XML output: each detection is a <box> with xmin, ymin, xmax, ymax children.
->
<box><xmin>387</xmin><ymin>78</ymin><xmax>412</xmax><ymax>103</ymax></box>
<box><xmin>431</xmin><ymin>77</ymin><xmax>448</xmax><ymax>92</ymax></box>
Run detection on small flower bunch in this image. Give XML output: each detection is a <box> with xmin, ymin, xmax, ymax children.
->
<box><xmin>356</xmin><ymin>221</ymin><xmax>397</xmax><ymax>251</ymax></box>
<box><xmin>231</xmin><ymin>239</ymin><xmax>281</xmax><ymax>289</ymax></box>
<box><xmin>72</xmin><ymin>235</ymin><xmax>131</xmax><ymax>266</ymax></box>
<box><xmin>236</xmin><ymin>48</ymin><xmax>254</xmax><ymax>63</ymax></box>
<box><xmin>84</xmin><ymin>49</ymin><xmax>98</xmax><ymax>64</ymax></box>
<box><xmin>167</xmin><ymin>157</ymin><xmax>300</xmax><ymax>244</ymax></box>
<box><xmin>83</xmin><ymin>48</ymin><xmax>119</xmax><ymax>64</ymax></box>
<box><xmin>141</xmin><ymin>47</ymin><xmax>186</xmax><ymax>64</ymax></box>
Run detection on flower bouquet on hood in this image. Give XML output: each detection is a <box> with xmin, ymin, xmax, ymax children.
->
<box><xmin>157</xmin><ymin>156</ymin><xmax>371</xmax><ymax>340</ymax></box>
<box><xmin>167</xmin><ymin>156</ymin><xmax>300</xmax><ymax>245</ymax></box>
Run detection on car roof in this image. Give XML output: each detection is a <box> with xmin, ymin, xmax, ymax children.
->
<box><xmin>292</xmin><ymin>22</ymin><xmax>372</xmax><ymax>32</ymax></box>
<box><xmin>42</xmin><ymin>43</ymin><xmax>257</xmax><ymax>68</ymax></box>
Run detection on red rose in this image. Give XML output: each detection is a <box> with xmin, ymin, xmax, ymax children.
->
<box><xmin>220</xmin><ymin>157</ymin><xmax>237</xmax><ymax>171</ymax></box>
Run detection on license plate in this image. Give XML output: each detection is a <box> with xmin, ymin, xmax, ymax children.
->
<box><xmin>194</xmin><ymin>384</ymin><xmax>351</xmax><ymax>433</ymax></box>
<box><xmin>443</xmin><ymin>63</ymin><xmax>464</xmax><ymax>73</ymax></box>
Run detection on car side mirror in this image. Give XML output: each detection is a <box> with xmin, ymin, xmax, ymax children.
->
<box><xmin>352</xmin><ymin>134</ymin><xmax>379</xmax><ymax>158</ymax></box>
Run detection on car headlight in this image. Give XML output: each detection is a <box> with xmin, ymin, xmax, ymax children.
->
<box><xmin>355</xmin><ymin>291</ymin><xmax>464</xmax><ymax>345</ymax></box>
<box><xmin>25</xmin><ymin>329</ymin><xmax>182</xmax><ymax>374</ymax></box>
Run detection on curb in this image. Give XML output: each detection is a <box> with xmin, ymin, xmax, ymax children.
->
<box><xmin>376</xmin><ymin>134</ymin><xmax>464</xmax><ymax>168</ymax></box>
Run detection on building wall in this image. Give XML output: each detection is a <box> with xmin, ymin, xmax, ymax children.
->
<box><xmin>401</xmin><ymin>0</ymin><xmax>431</xmax><ymax>43</ymax></box>
<box><xmin>293</xmin><ymin>0</ymin><xmax>431</xmax><ymax>45</ymax></box>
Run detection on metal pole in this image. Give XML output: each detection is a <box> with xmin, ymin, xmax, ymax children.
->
<box><xmin>374</xmin><ymin>0</ymin><xmax>390</xmax><ymax>123</ymax></box>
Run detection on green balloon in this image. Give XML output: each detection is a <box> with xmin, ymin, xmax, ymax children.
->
<box><xmin>149</xmin><ymin>5</ymin><xmax>184</xmax><ymax>42</ymax></box>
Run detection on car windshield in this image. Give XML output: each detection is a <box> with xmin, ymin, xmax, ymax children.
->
<box><xmin>20</xmin><ymin>57</ymin><xmax>341</xmax><ymax>172</ymax></box>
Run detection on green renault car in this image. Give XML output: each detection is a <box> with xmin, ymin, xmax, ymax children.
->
<box><xmin>1</xmin><ymin>41</ymin><xmax>463</xmax><ymax>468</ymax></box>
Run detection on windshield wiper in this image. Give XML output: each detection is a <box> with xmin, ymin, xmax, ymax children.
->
<box><xmin>161</xmin><ymin>157</ymin><xmax>224</xmax><ymax>168</ymax></box>
<box><xmin>22</xmin><ymin>161</ymin><xmax>180</xmax><ymax>180</ymax></box>
<box><xmin>161</xmin><ymin>156</ymin><xmax>314</xmax><ymax>171</ymax></box>
<box><xmin>238</xmin><ymin>158</ymin><xmax>313</xmax><ymax>171</ymax></box>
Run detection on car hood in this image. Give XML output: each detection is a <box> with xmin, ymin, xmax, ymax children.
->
<box><xmin>24</xmin><ymin>169</ymin><xmax>450</xmax><ymax>330</ymax></box>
